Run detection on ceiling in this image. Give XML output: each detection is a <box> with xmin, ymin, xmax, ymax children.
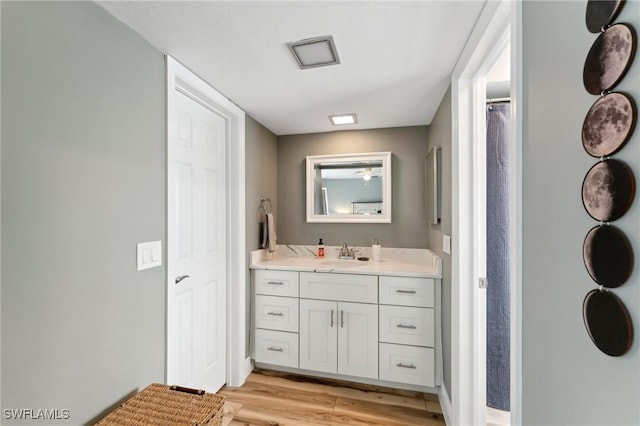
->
<box><xmin>97</xmin><ymin>1</ymin><xmax>486</xmax><ymax>136</ymax></box>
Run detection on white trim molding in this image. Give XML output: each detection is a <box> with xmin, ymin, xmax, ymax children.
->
<box><xmin>450</xmin><ymin>1</ymin><xmax>521</xmax><ymax>425</ymax></box>
<box><xmin>165</xmin><ymin>56</ymin><xmax>249</xmax><ymax>388</ymax></box>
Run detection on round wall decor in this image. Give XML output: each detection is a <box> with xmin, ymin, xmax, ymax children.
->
<box><xmin>585</xmin><ymin>0</ymin><xmax>626</xmax><ymax>33</ymax></box>
<box><xmin>582</xmin><ymin>159</ymin><xmax>635</xmax><ymax>222</ymax></box>
<box><xmin>583</xmin><ymin>23</ymin><xmax>637</xmax><ymax>95</ymax></box>
<box><xmin>583</xmin><ymin>224</ymin><xmax>633</xmax><ymax>288</ymax></box>
<box><xmin>583</xmin><ymin>289</ymin><xmax>633</xmax><ymax>356</ymax></box>
<box><xmin>582</xmin><ymin>92</ymin><xmax>637</xmax><ymax>157</ymax></box>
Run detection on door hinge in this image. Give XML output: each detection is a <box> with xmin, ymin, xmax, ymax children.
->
<box><xmin>479</xmin><ymin>277</ymin><xmax>488</xmax><ymax>289</ymax></box>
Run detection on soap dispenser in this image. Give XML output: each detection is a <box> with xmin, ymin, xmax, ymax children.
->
<box><xmin>317</xmin><ymin>238</ymin><xmax>325</xmax><ymax>258</ymax></box>
<box><xmin>372</xmin><ymin>238</ymin><xmax>381</xmax><ymax>262</ymax></box>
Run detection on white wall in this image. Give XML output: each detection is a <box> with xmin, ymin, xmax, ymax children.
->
<box><xmin>522</xmin><ymin>1</ymin><xmax>639</xmax><ymax>424</ymax></box>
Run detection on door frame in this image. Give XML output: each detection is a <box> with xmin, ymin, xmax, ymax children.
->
<box><xmin>166</xmin><ymin>56</ymin><xmax>249</xmax><ymax>387</ymax></box>
<box><xmin>450</xmin><ymin>1</ymin><xmax>522</xmax><ymax>425</ymax></box>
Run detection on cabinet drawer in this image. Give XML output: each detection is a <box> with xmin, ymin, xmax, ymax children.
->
<box><xmin>255</xmin><ymin>295</ymin><xmax>299</xmax><ymax>332</ymax></box>
<box><xmin>379</xmin><ymin>276</ymin><xmax>434</xmax><ymax>307</ymax></box>
<box><xmin>254</xmin><ymin>269</ymin><xmax>299</xmax><ymax>297</ymax></box>
<box><xmin>379</xmin><ymin>343</ymin><xmax>434</xmax><ymax>387</ymax></box>
<box><xmin>254</xmin><ymin>329</ymin><xmax>298</xmax><ymax>368</ymax></box>
<box><xmin>379</xmin><ymin>305</ymin><xmax>434</xmax><ymax>347</ymax></box>
<box><xmin>300</xmin><ymin>272</ymin><xmax>377</xmax><ymax>303</ymax></box>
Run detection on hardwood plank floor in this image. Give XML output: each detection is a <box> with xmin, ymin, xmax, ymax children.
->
<box><xmin>219</xmin><ymin>370</ymin><xmax>446</xmax><ymax>426</ymax></box>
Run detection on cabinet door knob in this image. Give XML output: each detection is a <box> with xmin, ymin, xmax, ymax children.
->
<box><xmin>341</xmin><ymin>310</ymin><xmax>344</xmax><ymax>328</ymax></box>
<box><xmin>330</xmin><ymin>309</ymin><xmax>334</xmax><ymax>327</ymax></box>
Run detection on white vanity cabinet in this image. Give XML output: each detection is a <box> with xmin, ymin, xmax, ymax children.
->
<box><xmin>251</xmin><ymin>260</ymin><xmax>441</xmax><ymax>391</ymax></box>
<box><xmin>299</xmin><ymin>299</ymin><xmax>378</xmax><ymax>379</ymax></box>
<box><xmin>299</xmin><ymin>272</ymin><xmax>378</xmax><ymax>379</ymax></box>
<box><xmin>378</xmin><ymin>275</ymin><xmax>437</xmax><ymax>387</ymax></box>
<box><xmin>253</xmin><ymin>269</ymin><xmax>299</xmax><ymax>368</ymax></box>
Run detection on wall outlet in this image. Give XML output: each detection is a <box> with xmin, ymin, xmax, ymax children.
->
<box><xmin>443</xmin><ymin>234</ymin><xmax>451</xmax><ymax>255</ymax></box>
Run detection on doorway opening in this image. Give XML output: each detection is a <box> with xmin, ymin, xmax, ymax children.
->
<box><xmin>450</xmin><ymin>1</ymin><xmax>522</xmax><ymax>425</ymax></box>
<box><xmin>166</xmin><ymin>56</ymin><xmax>249</xmax><ymax>389</ymax></box>
<box><xmin>485</xmin><ymin>43</ymin><xmax>511</xmax><ymax>426</ymax></box>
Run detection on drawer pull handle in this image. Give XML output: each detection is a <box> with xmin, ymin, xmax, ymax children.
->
<box><xmin>331</xmin><ymin>309</ymin><xmax>334</xmax><ymax>327</ymax></box>
<box><xmin>267</xmin><ymin>346</ymin><xmax>284</xmax><ymax>352</ymax></box>
<box><xmin>341</xmin><ymin>310</ymin><xmax>344</xmax><ymax>328</ymax></box>
<box><xmin>396</xmin><ymin>289</ymin><xmax>416</xmax><ymax>294</ymax></box>
<box><xmin>267</xmin><ymin>312</ymin><xmax>284</xmax><ymax>316</ymax></box>
<box><xmin>396</xmin><ymin>362</ymin><xmax>417</xmax><ymax>369</ymax></box>
<box><xmin>267</xmin><ymin>281</ymin><xmax>284</xmax><ymax>285</ymax></box>
<box><xmin>397</xmin><ymin>324</ymin><xmax>417</xmax><ymax>329</ymax></box>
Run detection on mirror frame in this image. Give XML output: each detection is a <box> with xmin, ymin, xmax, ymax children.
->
<box><xmin>425</xmin><ymin>147</ymin><xmax>441</xmax><ymax>224</ymax></box>
<box><xmin>306</xmin><ymin>151</ymin><xmax>392</xmax><ymax>223</ymax></box>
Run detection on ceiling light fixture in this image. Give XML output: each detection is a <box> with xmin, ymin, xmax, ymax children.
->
<box><xmin>287</xmin><ymin>35</ymin><xmax>340</xmax><ymax>69</ymax></box>
<box><xmin>329</xmin><ymin>113</ymin><xmax>358</xmax><ymax>126</ymax></box>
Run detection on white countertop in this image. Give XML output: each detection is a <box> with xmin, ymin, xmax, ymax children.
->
<box><xmin>250</xmin><ymin>245</ymin><xmax>442</xmax><ymax>278</ymax></box>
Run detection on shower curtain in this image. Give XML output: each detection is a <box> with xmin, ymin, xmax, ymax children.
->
<box><xmin>486</xmin><ymin>102</ymin><xmax>511</xmax><ymax>411</ymax></box>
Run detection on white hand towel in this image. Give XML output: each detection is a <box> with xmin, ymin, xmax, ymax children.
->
<box><xmin>266</xmin><ymin>212</ymin><xmax>277</xmax><ymax>252</ymax></box>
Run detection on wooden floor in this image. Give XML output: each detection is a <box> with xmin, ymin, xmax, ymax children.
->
<box><xmin>218</xmin><ymin>369</ymin><xmax>446</xmax><ymax>426</ymax></box>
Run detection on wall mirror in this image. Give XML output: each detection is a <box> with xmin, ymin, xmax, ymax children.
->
<box><xmin>425</xmin><ymin>147</ymin><xmax>441</xmax><ymax>224</ymax></box>
<box><xmin>306</xmin><ymin>152</ymin><xmax>392</xmax><ymax>223</ymax></box>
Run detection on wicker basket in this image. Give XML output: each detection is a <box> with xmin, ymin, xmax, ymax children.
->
<box><xmin>95</xmin><ymin>384</ymin><xmax>225</xmax><ymax>426</ymax></box>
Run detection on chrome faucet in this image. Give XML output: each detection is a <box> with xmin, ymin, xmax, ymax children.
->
<box><xmin>339</xmin><ymin>243</ymin><xmax>354</xmax><ymax>259</ymax></box>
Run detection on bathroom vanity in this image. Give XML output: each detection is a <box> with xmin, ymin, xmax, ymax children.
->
<box><xmin>250</xmin><ymin>245</ymin><xmax>443</xmax><ymax>392</ymax></box>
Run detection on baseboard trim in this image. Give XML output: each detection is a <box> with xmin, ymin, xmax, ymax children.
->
<box><xmin>438</xmin><ymin>382</ymin><xmax>453</xmax><ymax>425</ymax></box>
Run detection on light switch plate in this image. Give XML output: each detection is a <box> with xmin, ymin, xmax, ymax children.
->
<box><xmin>443</xmin><ymin>234</ymin><xmax>451</xmax><ymax>255</ymax></box>
<box><xmin>137</xmin><ymin>240</ymin><xmax>162</xmax><ymax>271</ymax></box>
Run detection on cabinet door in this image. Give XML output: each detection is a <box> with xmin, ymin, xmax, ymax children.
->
<box><xmin>379</xmin><ymin>343</ymin><xmax>435</xmax><ymax>387</ymax></box>
<box><xmin>300</xmin><ymin>272</ymin><xmax>378</xmax><ymax>303</ymax></box>
<box><xmin>337</xmin><ymin>302</ymin><xmax>378</xmax><ymax>379</ymax></box>
<box><xmin>255</xmin><ymin>295</ymin><xmax>299</xmax><ymax>332</ymax></box>
<box><xmin>254</xmin><ymin>329</ymin><xmax>299</xmax><ymax>369</ymax></box>
<box><xmin>379</xmin><ymin>276</ymin><xmax>434</xmax><ymax>307</ymax></box>
<box><xmin>254</xmin><ymin>269</ymin><xmax>299</xmax><ymax>297</ymax></box>
<box><xmin>379</xmin><ymin>305</ymin><xmax>434</xmax><ymax>347</ymax></box>
<box><xmin>299</xmin><ymin>299</ymin><xmax>337</xmax><ymax>374</ymax></box>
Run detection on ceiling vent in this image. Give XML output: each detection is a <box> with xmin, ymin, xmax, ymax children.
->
<box><xmin>287</xmin><ymin>35</ymin><xmax>340</xmax><ymax>69</ymax></box>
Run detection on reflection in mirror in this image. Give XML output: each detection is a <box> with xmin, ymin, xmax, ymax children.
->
<box><xmin>306</xmin><ymin>152</ymin><xmax>392</xmax><ymax>223</ymax></box>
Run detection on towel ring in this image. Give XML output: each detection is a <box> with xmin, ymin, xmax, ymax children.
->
<box><xmin>259</xmin><ymin>197</ymin><xmax>273</xmax><ymax>215</ymax></box>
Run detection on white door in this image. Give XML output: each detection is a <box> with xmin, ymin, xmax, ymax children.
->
<box><xmin>337</xmin><ymin>302</ymin><xmax>378</xmax><ymax>379</ymax></box>
<box><xmin>168</xmin><ymin>89</ymin><xmax>227</xmax><ymax>392</ymax></box>
<box><xmin>299</xmin><ymin>299</ymin><xmax>337</xmax><ymax>373</ymax></box>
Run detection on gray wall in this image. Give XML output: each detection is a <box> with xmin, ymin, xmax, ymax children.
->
<box><xmin>277</xmin><ymin>126</ymin><xmax>430</xmax><ymax>248</ymax></box>
<box><xmin>246</xmin><ymin>116</ymin><xmax>278</xmax><ymax>251</ymax></box>
<box><xmin>522</xmin><ymin>1</ymin><xmax>639</xmax><ymax>424</ymax></box>
<box><xmin>245</xmin><ymin>116</ymin><xmax>278</xmax><ymax>357</ymax></box>
<box><xmin>1</xmin><ymin>2</ymin><xmax>166</xmax><ymax>424</ymax></box>
<box><xmin>426</xmin><ymin>86</ymin><xmax>452</xmax><ymax>397</ymax></box>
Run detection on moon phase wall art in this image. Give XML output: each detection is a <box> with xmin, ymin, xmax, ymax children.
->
<box><xmin>581</xmin><ymin>0</ymin><xmax>636</xmax><ymax>357</ymax></box>
<box><xmin>581</xmin><ymin>159</ymin><xmax>635</xmax><ymax>222</ymax></box>
<box><xmin>582</xmin><ymin>92</ymin><xmax>637</xmax><ymax>157</ymax></box>
<box><xmin>585</xmin><ymin>0</ymin><xmax>625</xmax><ymax>33</ymax></box>
<box><xmin>583</xmin><ymin>289</ymin><xmax>633</xmax><ymax>357</ymax></box>
<box><xmin>583</xmin><ymin>225</ymin><xmax>633</xmax><ymax>288</ymax></box>
<box><xmin>583</xmin><ymin>23</ymin><xmax>636</xmax><ymax>95</ymax></box>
